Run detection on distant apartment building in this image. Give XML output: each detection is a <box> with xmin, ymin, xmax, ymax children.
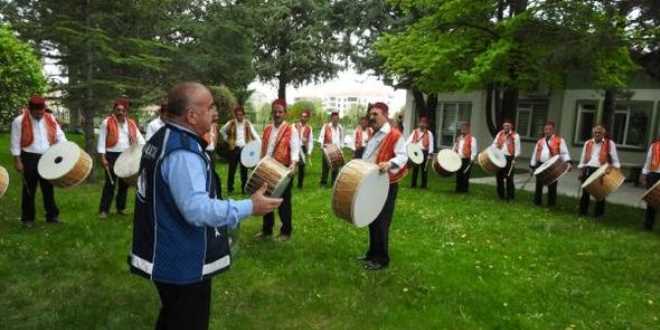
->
<box><xmin>295</xmin><ymin>86</ymin><xmax>398</xmax><ymax>117</ymax></box>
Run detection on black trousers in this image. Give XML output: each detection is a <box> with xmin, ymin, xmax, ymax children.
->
<box><xmin>20</xmin><ymin>152</ymin><xmax>59</xmax><ymax>223</ymax></box>
<box><xmin>410</xmin><ymin>151</ymin><xmax>429</xmax><ymax>188</ymax></box>
<box><xmin>321</xmin><ymin>151</ymin><xmax>339</xmax><ymax>186</ymax></box>
<box><xmin>534</xmin><ymin>179</ymin><xmax>558</xmax><ymax>206</ymax></box>
<box><xmin>580</xmin><ymin>166</ymin><xmax>606</xmax><ymax>217</ymax></box>
<box><xmin>353</xmin><ymin>148</ymin><xmax>364</xmax><ymax>159</ymax></box>
<box><xmin>297</xmin><ymin>146</ymin><xmax>308</xmax><ymax>189</ymax></box>
<box><xmin>99</xmin><ymin>152</ymin><xmax>129</xmax><ymax>213</ymax></box>
<box><xmin>366</xmin><ymin>183</ymin><xmax>399</xmax><ymax>266</ymax></box>
<box><xmin>644</xmin><ymin>173</ymin><xmax>660</xmax><ymax>229</ymax></box>
<box><xmin>227</xmin><ymin>147</ymin><xmax>248</xmax><ymax>193</ymax></box>
<box><xmin>455</xmin><ymin>158</ymin><xmax>472</xmax><ymax>193</ymax></box>
<box><xmin>262</xmin><ymin>182</ymin><xmax>292</xmax><ymax>236</ymax></box>
<box><xmin>496</xmin><ymin>156</ymin><xmax>515</xmax><ymax>200</ymax></box>
<box><xmin>154</xmin><ymin>279</ymin><xmax>212</xmax><ymax>330</ymax></box>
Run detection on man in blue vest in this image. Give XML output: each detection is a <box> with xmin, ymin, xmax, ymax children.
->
<box><xmin>129</xmin><ymin>82</ymin><xmax>282</xmax><ymax>330</ymax></box>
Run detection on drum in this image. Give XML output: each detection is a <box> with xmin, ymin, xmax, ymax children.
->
<box><xmin>534</xmin><ymin>155</ymin><xmax>570</xmax><ymax>186</ymax></box>
<box><xmin>406</xmin><ymin>143</ymin><xmax>424</xmax><ymax>165</ymax></box>
<box><xmin>641</xmin><ymin>180</ymin><xmax>660</xmax><ymax>209</ymax></box>
<box><xmin>478</xmin><ymin>147</ymin><xmax>507</xmax><ymax>174</ymax></box>
<box><xmin>114</xmin><ymin>144</ymin><xmax>143</xmax><ymax>185</ymax></box>
<box><xmin>332</xmin><ymin>160</ymin><xmax>390</xmax><ymax>228</ymax></box>
<box><xmin>244</xmin><ymin>156</ymin><xmax>292</xmax><ymax>198</ymax></box>
<box><xmin>581</xmin><ymin>164</ymin><xmax>625</xmax><ymax>201</ymax></box>
<box><xmin>240</xmin><ymin>140</ymin><xmax>261</xmax><ymax>168</ymax></box>
<box><xmin>323</xmin><ymin>144</ymin><xmax>345</xmax><ymax>170</ymax></box>
<box><xmin>38</xmin><ymin>141</ymin><xmax>93</xmax><ymax>188</ymax></box>
<box><xmin>0</xmin><ymin>166</ymin><xmax>8</xmax><ymax>199</ymax></box>
<box><xmin>432</xmin><ymin>149</ymin><xmax>462</xmax><ymax>176</ymax></box>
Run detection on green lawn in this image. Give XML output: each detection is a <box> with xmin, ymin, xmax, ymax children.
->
<box><xmin>1</xmin><ymin>133</ymin><xmax>659</xmax><ymax>329</ymax></box>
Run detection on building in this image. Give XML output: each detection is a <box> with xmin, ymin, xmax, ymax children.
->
<box><xmin>295</xmin><ymin>85</ymin><xmax>399</xmax><ymax>117</ymax></box>
<box><xmin>402</xmin><ymin>72</ymin><xmax>660</xmax><ymax>171</ymax></box>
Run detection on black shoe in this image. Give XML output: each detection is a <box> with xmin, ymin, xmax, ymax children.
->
<box><xmin>46</xmin><ymin>218</ymin><xmax>62</xmax><ymax>224</ymax></box>
<box><xmin>22</xmin><ymin>221</ymin><xmax>35</xmax><ymax>228</ymax></box>
<box><xmin>364</xmin><ymin>260</ymin><xmax>387</xmax><ymax>271</ymax></box>
<box><xmin>356</xmin><ymin>255</ymin><xmax>370</xmax><ymax>262</ymax></box>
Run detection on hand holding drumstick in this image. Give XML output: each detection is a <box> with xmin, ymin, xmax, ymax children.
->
<box><xmin>378</xmin><ymin>161</ymin><xmax>391</xmax><ymax>173</ymax></box>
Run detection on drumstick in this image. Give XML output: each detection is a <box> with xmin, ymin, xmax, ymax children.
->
<box><xmin>105</xmin><ymin>167</ymin><xmax>115</xmax><ymax>186</ymax></box>
<box><xmin>517</xmin><ymin>175</ymin><xmax>534</xmax><ymax>190</ymax></box>
<box><xmin>463</xmin><ymin>161</ymin><xmax>472</xmax><ymax>174</ymax></box>
<box><xmin>507</xmin><ymin>159</ymin><xmax>516</xmax><ymax>178</ymax></box>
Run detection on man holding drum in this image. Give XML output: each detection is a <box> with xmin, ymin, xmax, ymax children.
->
<box><xmin>10</xmin><ymin>95</ymin><xmax>67</xmax><ymax>227</ymax></box>
<box><xmin>97</xmin><ymin>97</ymin><xmax>145</xmax><ymax>219</ymax></box>
<box><xmin>577</xmin><ymin>125</ymin><xmax>620</xmax><ymax>218</ymax></box>
<box><xmin>219</xmin><ymin>106</ymin><xmax>259</xmax><ymax>194</ymax></box>
<box><xmin>492</xmin><ymin>120</ymin><xmax>521</xmax><ymax>201</ymax></box>
<box><xmin>295</xmin><ymin>109</ymin><xmax>314</xmax><ymax>189</ymax></box>
<box><xmin>319</xmin><ymin>110</ymin><xmax>344</xmax><ymax>187</ymax></box>
<box><xmin>360</xmin><ymin>102</ymin><xmax>408</xmax><ymax>270</ymax></box>
<box><xmin>129</xmin><ymin>82</ymin><xmax>282</xmax><ymax>330</ymax></box>
<box><xmin>453</xmin><ymin>122</ymin><xmax>477</xmax><ymax>193</ymax></box>
<box><xmin>406</xmin><ymin>116</ymin><xmax>434</xmax><ymax>189</ymax></box>
<box><xmin>353</xmin><ymin>116</ymin><xmax>371</xmax><ymax>159</ymax></box>
<box><xmin>641</xmin><ymin>138</ymin><xmax>660</xmax><ymax>231</ymax></box>
<box><xmin>255</xmin><ymin>99</ymin><xmax>301</xmax><ymax>241</ymax></box>
<box><xmin>530</xmin><ymin>121</ymin><xmax>572</xmax><ymax>207</ymax></box>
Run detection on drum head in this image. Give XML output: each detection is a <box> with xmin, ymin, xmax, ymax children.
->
<box><xmin>114</xmin><ymin>144</ymin><xmax>143</xmax><ymax>179</ymax></box>
<box><xmin>437</xmin><ymin>149</ymin><xmax>462</xmax><ymax>173</ymax></box>
<box><xmin>406</xmin><ymin>144</ymin><xmax>424</xmax><ymax>165</ymax></box>
<box><xmin>38</xmin><ymin>141</ymin><xmax>82</xmax><ymax>181</ymax></box>
<box><xmin>349</xmin><ymin>163</ymin><xmax>390</xmax><ymax>227</ymax></box>
<box><xmin>240</xmin><ymin>140</ymin><xmax>261</xmax><ymax>168</ymax></box>
<box><xmin>0</xmin><ymin>166</ymin><xmax>8</xmax><ymax>199</ymax></box>
<box><xmin>534</xmin><ymin>155</ymin><xmax>560</xmax><ymax>176</ymax></box>
<box><xmin>581</xmin><ymin>164</ymin><xmax>609</xmax><ymax>188</ymax></box>
<box><xmin>487</xmin><ymin>147</ymin><xmax>507</xmax><ymax>168</ymax></box>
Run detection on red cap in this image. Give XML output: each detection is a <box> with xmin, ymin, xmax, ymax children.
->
<box><xmin>503</xmin><ymin>119</ymin><xmax>514</xmax><ymax>126</ymax></box>
<box><xmin>331</xmin><ymin>110</ymin><xmax>339</xmax><ymax>117</ymax></box>
<box><xmin>28</xmin><ymin>95</ymin><xmax>46</xmax><ymax>110</ymax></box>
<box><xmin>372</xmin><ymin>102</ymin><xmax>389</xmax><ymax>114</ymax></box>
<box><xmin>545</xmin><ymin>120</ymin><xmax>556</xmax><ymax>128</ymax></box>
<box><xmin>233</xmin><ymin>105</ymin><xmax>245</xmax><ymax>115</ymax></box>
<box><xmin>272</xmin><ymin>99</ymin><xmax>287</xmax><ymax>109</ymax></box>
<box><xmin>419</xmin><ymin>116</ymin><xmax>428</xmax><ymax>124</ymax></box>
<box><xmin>302</xmin><ymin>110</ymin><xmax>311</xmax><ymax>117</ymax></box>
<box><xmin>113</xmin><ymin>97</ymin><xmax>130</xmax><ymax>109</ymax></box>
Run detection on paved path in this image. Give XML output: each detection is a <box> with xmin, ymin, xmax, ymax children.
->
<box><xmin>470</xmin><ymin>165</ymin><xmax>648</xmax><ymax>209</ymax></box>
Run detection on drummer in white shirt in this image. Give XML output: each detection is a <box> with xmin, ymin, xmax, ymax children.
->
<box><xmin>10</xmin><ymin>95</ymin><xmax>67</xmax><ymax>227</ymax></box>
<box><xmin>97</xmin><ymin>97</ymin><xmax>146</xmax><ymax>219</ymax></box>
<box><xmin>529</xmin><ymin>121</ymin><xmax>572</xmax><ymax>207</ymax></box>
<box><xmin>219</xmin><ymin>106</ymin><xmax>259</xmax><ymax>194</ymax></box>
<box><xmin>318</xmin><ymin>111</ymin><xmax>344</xmax><ymax>187</ymax></box>
<box><xmin>406</xmin><ymin>116</ymin><xmax>434</xmax><ymax>189</ymax></box>
<box><xmin>577</xmin><ymin>125</ymin><xmax>620</xmax><ymax>218</ymax></box>
<box><xmin>453</xmin><ymin>122</ymin><xmax>477</xmax><ymax>193</ymax></box>
<box><xmin>640</xmin><ymin>138</ymin><xmax>660</xmax><ymax>231</ymax></box>
<box><xmin>491</xmin><ymin>120</ymin><xmax>521</xmax><ymax>201</ymax></box>
<box><xmin>145</xmin><ymin>102</ymin><xmax>168</xmax><ymax>141</ymax></box>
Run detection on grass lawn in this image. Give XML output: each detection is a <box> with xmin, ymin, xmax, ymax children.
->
<box><xmin>1</xmin><ymin>132</ymin><xmax>659</xmax><ymax>329</ymax></box>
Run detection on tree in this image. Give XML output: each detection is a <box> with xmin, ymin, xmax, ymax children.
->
<box><xmin>243</xmin><ymin>0</ymin><xmax>344</xmax><ymax>99</ymax></box>
<box><xmin>0</xmin><ymin>24</ymin><xmax>47</xmax><ymax>129</ymax></box>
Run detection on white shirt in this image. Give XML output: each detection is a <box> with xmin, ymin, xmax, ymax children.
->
<box><xmin>643</xmin><ymin>144</ymin><xmax>660</xmax><ymax>174</ymax></box>
<box><xmin>578</xmin><ymin>139</ymin><xmax>621</xmax><ymax>169</ymax></box>
<box><xmin>145</xmin><ymin>117</ymin><xmax>165</xmax><ymax>141</ymax></box>
<box><xmin>354</xmin><ymin>126</ymin><xmax>370</xmax><ymax>149</ymax></box>
<box><xmin>10</xmin><ymin>114</ymin><xmax>67</xmax><ymax>156</ymax></box>
<box><xmin>265</xmin><ymin>122</ymin><xmax>301</xmax><ymax>164</ymax></box>
<box><xmin>318</xmin><ymin>123</ymin><xmax>344</xmax><ymax>148</ymax></box>
<box><xmin>406</xmin><ymin>129</ymin><xmax>435</xmax><ymax>153</ymax></box>
<box><xmin>97</xmin><ymin>117</ymin><xmax>145</xmax><ymax>154</ymax></box>
<box><xmin>453</xmin><ymin>135</ymin><xmax>478</xmax><ymax>161</ymax></box>
<box><xmin>362</xmin><ymin>122</ymin><xmax>408</xmax><ymax>175</ymax></box>
<box><xmin>491</xmin><ymin>131</ymin><xmax>521</xmax><ymax>157</ymax></box>
<box><xmin>297</xmin><ymin>123</ymin><xmax>314</xmax><ymax>155</ymax></box>
<box><xmin>219</xmin><ymin>119</ymin><xmax>258</xmax><ymax>148</ymax></box>
<box><xmin>529</xmin><ymin>135</ymin><xmax>571</xmax><ymax>167</ymax></box>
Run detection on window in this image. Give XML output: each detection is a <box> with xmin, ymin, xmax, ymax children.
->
<box><xmin>611</xmin><ymin>103</ymin><xmax>650</xmax><ymax>148</ymax></box>
<box><xmin>574</xmin><ymin>103</ymin><xmax>596</xmax><ymax>144</ymax></box>
<box><xmin>347</xmin><ymin>97</ymin><xmax>358</xmax><ymax>102</ymax></box>
<box><xmin>516</xmin><ymin>101</ymin><xmax>548</xmax><ymax>139</ymax></box>
<box><xmin>436</xmin><ymin>102</ymin><xmax>472</xmax><ymax>146</ymax></box>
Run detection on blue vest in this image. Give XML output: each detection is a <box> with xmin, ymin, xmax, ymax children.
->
<box><xmin>129</xmin><ymin>124</ymin><xmax>230</xmax><ymax>284</ymax></box>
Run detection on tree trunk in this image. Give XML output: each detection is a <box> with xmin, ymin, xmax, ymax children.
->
<box><xmin>485</xmin><ymin>84</ymin><xmax>498</xmax><ymax>136</ymax></box>
<box><xmin>601</xmin><ymin>89</ymin><xmax>616</xmax><ymax>135</ymax></box>
<box><xmin>501</xmin><ymin>87</ymin><xmax>519</xmax><ymax>127</ymax></box>
<box><xmin>278</xmin><ymin>76</ymin><xmax>287</xmax><ymax>100</ymax></box>
<box><xmin>426</xmin><ymin>93</ymin><xmax>438</xmax><ymax>134</ymax></box>
<box><xmin>82</xmin><ymin>0</ymin><xmax>97</xmax><ymax>183</ymax></box>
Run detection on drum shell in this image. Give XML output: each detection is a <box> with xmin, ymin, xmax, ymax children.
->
<box><xmin>331</xmin><ymin>159</ymin><xmax>388</xmax><ymax>227</ymax></box>
<box><xmin>332</xmin><ymin>161</ymin><xmax>369</xmax><ymax>224</ymax></box>
<box><xmin>0</xmin><ymin>166</ymin><xmax>8</xmax><ymax>199</ymax></box>
<box><xmin>323</xmin><ymin>144</ymin><xmax>345</xmax><ymax>170</ymax></box>
<box><xmin>536</xmin><ymin>159</ymin><xmax>569</xmax><ymax>186</ymax></box>
<box><xmin>244</xmin><ymin>157</ymin><xmax>292</xmax><ymax>197</ymax></box>
<box><xmin>433</xmin><ymin>157</ymin><xmax>453</xmax><ymax>176</ymax></box>
<box><xmin>583</xmin><ymin>167</ymin><xmax>625</xmax><ymax>201</ymax></box>
<box><xmin>478</xmin><ymin>151</ymin><xmax>500</xmax><ymax>173</ymax></box>
<box><xmin>642</xmin><ymin>181</ymin><xmax>660</xmax><ymax>209</ymax></box>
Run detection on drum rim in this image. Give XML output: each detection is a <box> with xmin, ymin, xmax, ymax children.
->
<box><xmin>332</xmin><ymin>159</ymin><xmax>387</xmax><ymax>227</ymax></box>
<box><xmin>534</xmin><ymin>155</ymin><xmax>561</xmax><ymax>175</ymax></box>
<box><xmin>436</xmin><ymin>149</ymin><xmax>462</xmax><ymax>172</ymax></box>
<box><xmin>245</xmin><ymin>156</ymin><xmax>292</xmax><ymax>196</ymax></box>
<box><xmin>581</xmin><ymin>163</ymin><xmax>610</xmax><ymax>188</ymax></box>
<box><xmin>487</xmin><ymin>147</ymin><xmax>507</xmax><ymax>167</ymax></box>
